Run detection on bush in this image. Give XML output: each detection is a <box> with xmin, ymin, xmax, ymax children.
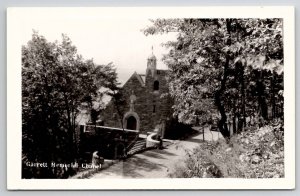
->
<box><xmin>170</xmin><ymin>119</ymin><xmax>284</xmax><ymax>178</ymax></box>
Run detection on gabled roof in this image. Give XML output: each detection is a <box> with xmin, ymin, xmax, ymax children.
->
<box><xmin>123</xmin><ymin>71</ymin><xmax>145</xmax><ymax>87</ymax></box>
<box><xmin>123</xmin><ymin>69</ymin><xmax>169</xmax><ymax>88</ymax></box>
<box><xmin>134</xmin><ymin>72</ymin><xmax>145</xmax><ymax>86</ymax></box>
<box><xmin>138</xmin><ymin>74</ymin><xmax>145</xmax><ymax>83</ymax></box>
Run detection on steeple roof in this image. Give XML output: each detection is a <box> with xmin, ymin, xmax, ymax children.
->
<box><xmin>147</xmin><ymin>46</ymin><xmax>156</xmax><ymax>60</ymax></box>
<box><xmin>147</xmin><ymin>54</ymin><xmax>156</xmax><ymax>60</ymax></box>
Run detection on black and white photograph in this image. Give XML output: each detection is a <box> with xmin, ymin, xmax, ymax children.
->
<box><xmin>7</xmin><ymin>7</ymin><xmax>295</xmax><ymax>189</ymax></box>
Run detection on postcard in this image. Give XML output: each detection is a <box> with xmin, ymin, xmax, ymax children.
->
<box><xmin>7</xmin><ymin>6</ymin><xmax>295</xmax><ymax>190</ymax></box>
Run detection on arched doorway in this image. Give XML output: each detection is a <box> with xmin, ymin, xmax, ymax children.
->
<box><xmin>123</xmin><ymin>111</ymin><xmax>140</xmax><ymax>131</ymax></box>
<box><xmin>153</xmin><ymin>80</ymin><xmax>159</xmax><ymax>90</ymax></box>
<box><xmin>126</xmin><ymin>116</ymin><xmax>137</xmax><ymax>130</ymax></box>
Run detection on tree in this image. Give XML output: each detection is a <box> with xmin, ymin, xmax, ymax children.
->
<box><xmin>143</xmin><ymin>18</ymin><xmax>283</xmax><ymax>139</ymax></box>
<box><xmin>22</xmin><ymin>32</ymin><xmax>118</xmax><ymax>178</ymax></box>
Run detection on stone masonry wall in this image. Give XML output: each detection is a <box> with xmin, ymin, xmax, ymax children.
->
<box><xmin>101</xmin><ymin>69</ymin><xmax>174</xmax><ymax>135</ymax></box>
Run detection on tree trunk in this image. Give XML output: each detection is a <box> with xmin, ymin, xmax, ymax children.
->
<box><xmin>256</xmin><ymin>70</ymin><xmax>268</xmax><ymax>120</ymax></box>
<box><xmin>240</xmin><ymin>68</ymin><xmax>246</xmax><ymax>130</ymax></box>
<box><xmin>271</xmin><ymin>75</ymin><xmax>276</xmax><ymax>119</ymax></box>
<box><xmin>257</xmin><ymin>82</ymin><xmax>268</xmax><ymax>120</ymax></box>
<box><xmin>63</xmin><ymin>92</ymin><xmax>75</xmax><ymax>162</ymax></box>
<box><xmin>232</xmin><ymin>113</ymin><xmax>236</xmax><ymax>134</ymax></box>
<box><xmin>214</xmin><ymin>56</ymin><xmax>230</xmax><ymax>140</ymax></box>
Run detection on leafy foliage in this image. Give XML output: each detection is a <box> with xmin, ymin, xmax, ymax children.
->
<box><xmin>170</xmin><ymin>119</ymin><xmax>284</xmax><ymax>178</ymax></box>
<box><xmin>22</xmin><ymin>32</ymin><xmax>118</xmax><ymax>178</ymax></box>
<box><xmin>144</xmin><ymin>18</ymin><xmax>284</xmax><ymax>139</ymax></box>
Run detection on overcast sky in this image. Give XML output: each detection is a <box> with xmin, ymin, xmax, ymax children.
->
<box><xmin>20</xmin><ymin>10</ymin><xmax>177</xmax><ymax>85</ymax></box>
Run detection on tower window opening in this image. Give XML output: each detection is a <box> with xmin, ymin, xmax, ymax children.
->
<box><xmin>153</xmin><ymin>105</ymin><xmax>156</xmax><ymax>113</ymax></box>
<box><xmin>153</xmin><ymin>80</ymin><xmax>159</xmax><ymax>90</ymax></box>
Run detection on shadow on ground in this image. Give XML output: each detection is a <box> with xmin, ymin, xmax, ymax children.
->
<box><xmin>141</xmin><ymin>151</ymin><xmax>167</xmax><ymax>160</ymax></box>
<box><xmin>122</xmin><ymin>155</ymin><xmax>167</xmax><ymax>178</ymax></box>
<box><xmin>150</xmin><ymin>149</ymin><xmax>177</xmax><ymax>156</ymax></box>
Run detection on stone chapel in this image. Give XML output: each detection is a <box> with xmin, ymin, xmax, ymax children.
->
<box><xmin>100</xmin><ymin>51</ymin><xmax>174</xmax><ymax>137</ymax></box>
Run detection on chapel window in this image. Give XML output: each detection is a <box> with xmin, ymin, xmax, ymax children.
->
<box><xmin>153</xmin><ymin>105</ymin><xmax>156</xmax><ymax>113</ymax></box>
<box><xmin>153</xmin><ymin>80</ymin><xmax>159</xmax><ymax>91</ymax></box>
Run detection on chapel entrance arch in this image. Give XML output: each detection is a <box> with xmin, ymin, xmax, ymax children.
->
<box><xmin>123</xmin><ymin>111</ymin><xmax>140</xmax><ymax>131</ymax></box>
<box><xmin>126</xmin><ymin>116</ymin><xmax>137</xmax><ymax>130</ymax></box>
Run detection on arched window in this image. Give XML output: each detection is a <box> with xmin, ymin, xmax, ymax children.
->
<box><xmin>153</xmin><ymin>105</ymin><xmax>156</xmax><ymax>113</ymax></box>
<box><xmin>153</xmin><ymin>80</ymin><xmax>159</xmax><ymax>90</ymax></box>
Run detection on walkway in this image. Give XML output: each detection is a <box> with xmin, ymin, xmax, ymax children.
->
<box><xmin>89</xmin><ymin>128</ymin><xmax>222</xmax><ymax>179</ymax></box>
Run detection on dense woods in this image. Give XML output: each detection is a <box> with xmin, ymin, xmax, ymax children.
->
<box><xmin>22</xmin><ymin>33</ymin><xmax>119</xmax><ymax>178</ymax></box>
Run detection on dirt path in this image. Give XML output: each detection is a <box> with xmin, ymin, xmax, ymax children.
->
<box><xmin>89</xmin><ymin>129</ymin><xmax>222</xmax><ymax>179</ymax></box>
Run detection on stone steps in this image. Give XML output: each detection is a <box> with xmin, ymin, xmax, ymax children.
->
<box><xmin>127</xmin><ymin>140</ymin><xmax>146</xmax><ymax>155</ymax></box>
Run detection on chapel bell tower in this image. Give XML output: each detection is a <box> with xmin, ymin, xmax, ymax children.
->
<box><xmin>146</xmin><ymin>46</ymin><xmax>157</xmax><ymax>77</ymax></box>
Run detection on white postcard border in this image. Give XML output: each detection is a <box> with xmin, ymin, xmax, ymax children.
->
<box><xmin>7</xmin><ymin>6</ymin><xmax>295</xmax><ymax>190</ymax></box>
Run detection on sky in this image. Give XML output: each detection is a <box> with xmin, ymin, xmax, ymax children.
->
<box><xmin>20</xmin><ymin>9</ymin><xmax>177</xmax><ymax>85</ymax></box>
